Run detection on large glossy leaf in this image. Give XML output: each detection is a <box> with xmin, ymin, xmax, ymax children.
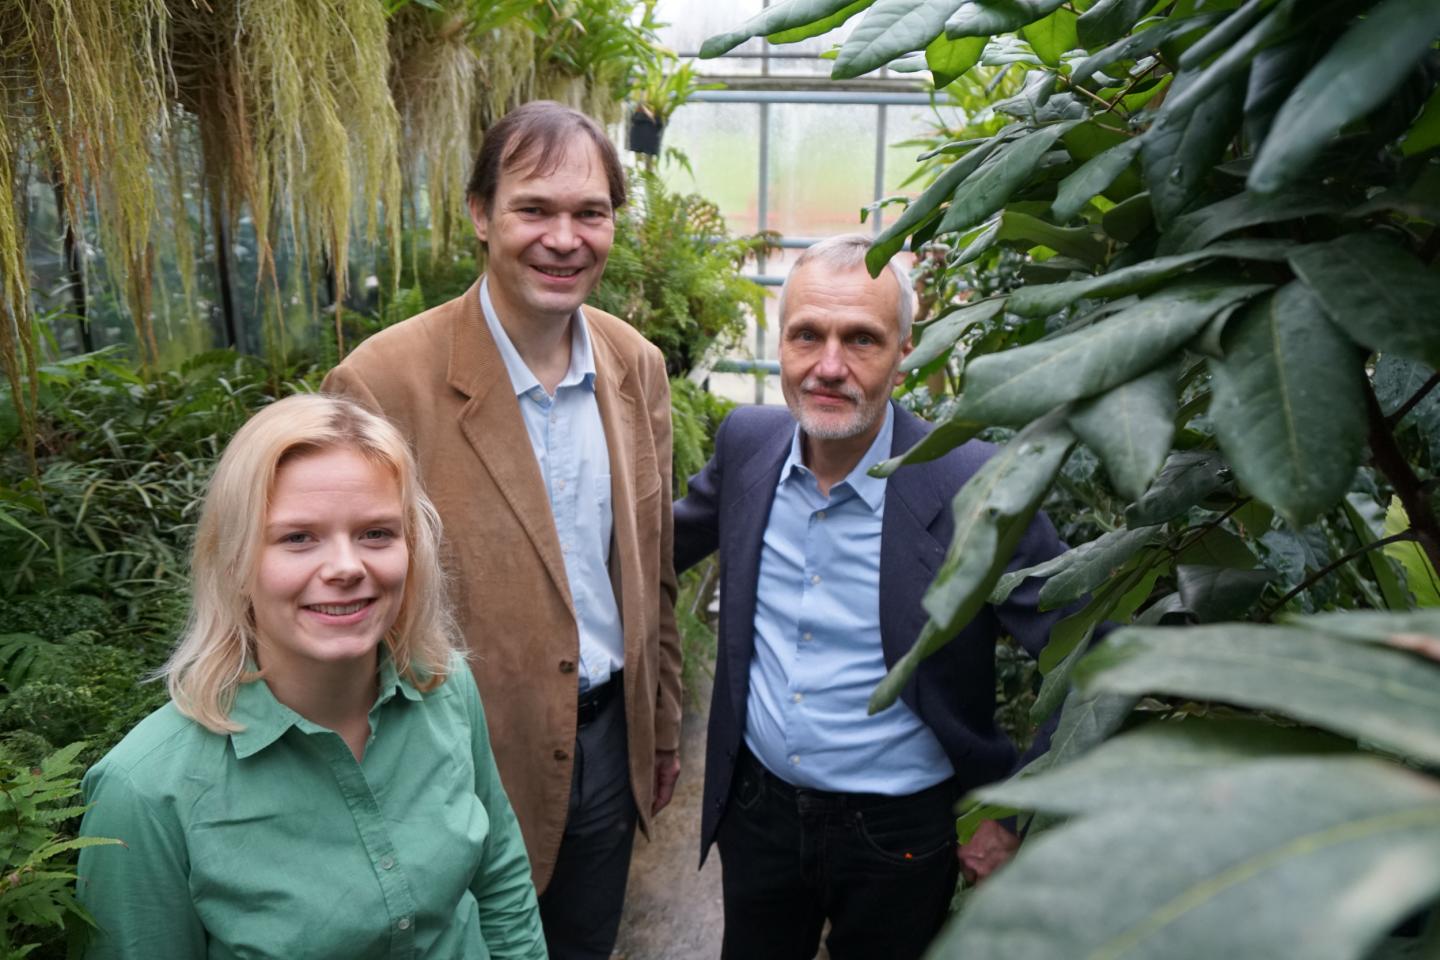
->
<box><xmin>1341</xmin><ymin>494</ymin><xmax>1412</xmax><ymax>611</ymax></box>
<box><xmin>1071</xmin><ymin>11</ymin><xmax>1225</xmax><ymax>86</ymax></box>
<box><xmin>1125</xmin><ymin>450</ymin><xmax>1228</xmax><ymax>527</ymax></box>
<box><xmin>1160</xmin><ymin>3</ymin><xmax>1290</xmax><ymax>120</ymax></box>
<box><xmin>1038</xmin><ymin>525</ymin><xmax>1163</xmax><ymax>610</ymax></box>
<box><xmin>767</xmin><ymin>0</ymin><xmax>876</xmax><ymax>42</ymax></box>
<box><xmin>935</xmin><ymin>121</ymin><xmax>1081</xmax><ymax>236</ymax></box>
<box><xmin>1006</xmin><ymin>239</ymin><xmax>1292</xmax><ymax>317</ymax></box>
<box><xmin>944</xmin><ymin>0</ymin><xmax>1069</xmax><ymax>39</ymax></box>
<box><xmin>1175</xmin><ymin>564</ymin><xmax>1275</xmax><ymax>621</ymax></box>
<box><xmin>1287</xmin><ymin>233</ymin><xmax>1440</xmax><ymax>369</ymax></box>
<box><xmin>1076</xmin><ymin>621</ymin><xmax>1440</xmax><ymax>765</ymax></box>
<box><xmin>1068</xmin><ymin>365</ymin><xmax>1177</xmax><ymax>501</ymax></box>
<box><xmin>1076</xmin><ymin>0</ymin><xmax>1157</xmax><ymax>48</ymax></box>
<box><xmin>700</xmin><ymin>0</ymin><xmax>866</xmax><ymax>57</ymax></box>
<box><xmin>1208</xmin><ymin>283</ymin><xmax>1367</xmax><ymax>527</ymax></box>
<box><xmin>1141</xmin><ymin>69</ymin><xmax>1246</xmax><ymax>228</ymax></box>
<box><xmin>1024</xmin><ymin>689</ymin><xmax>1139</xmax><ymax>777</ymax></box>
<box><xmin>1157</xmin><ymin>187</ymin><xmax>1342</xmax><ymax>255</ymax></box>
<box><xmin>988</xmin><ymin>717</ymin><xmax>1356</xmax><ymax>816</ymax></box>
<box><xmin>1385</xmin><ymin>499</ymin><xmax>1440</xmax><ymax>608</ymax></box>
<box><xmin>833</xmin><ymin>0</ymin><xmax>968</xmax><ymax>80</ymax></box>
<box><xmin>956</xmin><ymin>210</ymin><xmax>1108</xmax><ymax>266</ymax></box>
<box><xmin>1051</xmin><ymin>137</ymin><xmax>1143</xmax><ymax>222</ymax></box>
<box><xmin>869</xmin><ymin>411</ymin><xmax>1074</xmax><ymax>713</ymax></box>
<box><xmin>1021</xmin><ymin>6</ymin><xmax>1079</xmax><ymax>66</ymax></box>
<box><xmin>926</xmin><ymin>33</ymin><xmax>987</xmax><ymax>87</ymax></box>
<box><xmin>866</xmin><ymin>132</ymin><xmax>1013</xmax><ymax>275</ymax></box>
<box><xmin>953</xmin><ymin>280</ymin><xmax>1269</xmax><ymax>426</ymax></box>
<box><xmin>901</xmin><ymin>298</ymin><xmax>1005</xmax><ymax>373</ymax></box>
<box><xmin>1374</xmin><ymin>352</ymin><xmax>1440</xmax><ymax>462</ymax></box>
<box><xmin>1249</xmin><ymin>0</ymin><xmax>1440</xmax><ymax>193</ymax></box>
<box><xmin>1176</xmin><ymin>0</ymin><xmax>1273</xmax><ymax>70</ymax></box>
<box><xmin>947</xmin><ymin>755</ymin><xmax>1440</xmax><ymax>960</ymax></box>
<box><xmin>1401</xmin><ymin>85</ymin><xmax>1440</xmax><ymax>157</ymax></box>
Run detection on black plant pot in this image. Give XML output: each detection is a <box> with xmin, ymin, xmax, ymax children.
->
<box><xmin>628</xmin><ymin>112</ymin><xmax>665</xmax><ymax>156</ymax></box>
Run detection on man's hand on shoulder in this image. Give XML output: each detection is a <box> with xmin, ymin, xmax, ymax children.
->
<box><xmin>957</xmin><ymin>818</ymin><xmax>1020</xmax><ymax>886</ymax></box>
<box><xmin>652</xmin><ymin>749</ymin><xmax>681</xmax><ymax>816</ymax></box>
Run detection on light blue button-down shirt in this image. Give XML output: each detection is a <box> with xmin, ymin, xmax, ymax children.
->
<box><xmin>480</xmin><ymin>279</ymin><xmax>622</xmax><ymax>689</ymax></box>
<box><xmin>745</xmin><ymin>404</ymin><xmax>955</xmax><ymax>794</ymax></box>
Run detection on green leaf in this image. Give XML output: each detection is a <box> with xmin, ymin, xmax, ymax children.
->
<box><xmin>1249</xmin><ymin>0</ymin><xmax>1440</xmax><ymax>192</ymax></box>
<box><xmin>1299</xmin><ymin>609</ymin><xmax>1440</xmax><ymax>647</ymax></box>
<box><xmin>1021</xmin><ymin>6</ymin><xmax>1079</xmax><ymax>66</ymax></box>
<box><xmin>1401</xmin><ymin>85</ymin><xmax>1440</xmax><ymax>157</ymax></box>
<box><xmin>962</xmin><ymin>210</ymin><xmax>1110</xmax><ymax>266</ymax></box>
<box><xmin>925</xmin><ymin>33</ymin><xmax>987</xmax><ymax>87</ymax></box>
<box><xmin>1101</xmin><ymin>191</ymin><xmax>1153</xmax><ymax>242</ymax></box>
<box><xmin>1160</xmin><ymin>4</ymin><xmax>1289</xmax><ymax>121</ymax></box>
<box><xmin>1022</xmin><ymin>688</ymin><xmax>1139</xmax><ymax>779</ymax></box>
<box><xmin>1038</xmin><ymin>526</ymin><xmax>1164</xmax><ymax>610</ymax></box>
<box><xmin>700</xmin><ymin>0</ymin><xmax>871</xmax><ymax>57</ymax></box>
<box><xmin>1007</xmin><ymin>239</ymin><xmax>1293</xmax><ymax>317</ymax></box>
<box><xmin>1385</xmin><ymin>498</ymin><xmax>1440</xmax><ymax>608</ymax></box>
<box><xmin>1287</xmin><ymin>233</ymin><xmax>1440</xmax><ymax>369</ymax></box>
<box><xmin>866</xmin><ymin>131</ymin><xmax>1014</xmax><ymax>275</ymax></box>
<box><xmin>1125</xmin><ymin>450</ymin><xmax>1228</xmax><ymax>527</ymax></box>
<box><xmin>1068</xmin><ymin>365</ymin><xmax>1177</xmax><ymax>501</ymax></box>
<box><xmin>1342</xmin><ymin>494</ymin><xmax>1411</xmax><ymax>611</ymax></box>
<box><xmin>935</xmin><ymin>121</ymin><xmax>1082</xmax><ymax>237</ymax></box>
<box><xmin>986</xmin><ymin>717</ymin><xmax>1356</xmax><ymax>816</ymax></box>
<box><xmin>1175</xmin><ymin>564</ymin><xmax>1275</xmax><ymax>621</ymax></box>
<box><xmin>954</xmin><ymin>280</ymin><xmax>1269</xmax><ymax>427</ymax></box>
<box><xmin>1077</xmin><ymin>620</ymin><xmax>1440</xmax><ymax>764</ymax></box>
<box><xmin>1176</xmin><ymin>0</ymin><xmax>1272</xmax><ymax>71</ymax></box>
<box><xmin>1076</xmin><ymin>0</ymin><xmax>1156</xmax><ymax>48</ymax></box>
<box><xmin>833</xmin><ymin>0</ymin><xmax>968</xmax><ymax>80</ymax></box>
<box><xmin>869</xmin><ymin>410</ymin><xmax>1075</xmax><ymax>713</ymax></box>
<box><xmin>945</xmin><ymin>0</ymin><xmax>1069</xmax><ymax>38</ymax></box>
<box><xmin>1141</xmin><ymin>69</ymin><xmax>1247</xmax><ymax>228</ymax></box>
<box><xmin>1208</xmin><ymin>283</ymin><xmax>1368</xmax><ymax>527</ymax></box>
<box><xmin>1158</xmin><ymin>187</ymin><xmax>1342</xmax><ymax>255</ymax></box>
<box><xmin>1071</xmin><ymin>11</ymin><xmax>1225</xmax><ymax>86</ymax></box>
<box><xmin>902</xmin><ymin>298</ymin><xmax>1006</xmax><ymax>373</ymax></box>
<box><xmin>1051</xmin><ymin>137</ymin><xmax>1143</xmax><ymax>222</ymax></box>
<box><xmin>768</xmin><ymin>0</ymin><xmax>876</xmax><ymax>42</ymax></box>
<box><xmin>871</xmin><ymin>411</ymin><xmax>992</xmax><ymax>475</ymax></box>
<box><xmin>954</xmin><ymin>753</ymin><xmax>1440</xmax><ymax>959</ymax></box>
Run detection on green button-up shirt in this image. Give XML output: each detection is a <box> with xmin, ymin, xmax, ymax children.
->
<box><xmin>76</xmin><ymin>654</ymin><xmax>546</xmax><ymax>960</ymax></box>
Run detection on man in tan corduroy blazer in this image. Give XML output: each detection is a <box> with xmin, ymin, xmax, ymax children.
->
<box><xmin>323</xmin><ymin>101</ymin><xmax>682</xmax><ymax>960</ymax></box>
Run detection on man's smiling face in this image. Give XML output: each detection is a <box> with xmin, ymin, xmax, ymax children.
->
<box><xmin>469</xmin><ymin>138</ymin><xmax>615</xmax><ymax>326</ymax></box>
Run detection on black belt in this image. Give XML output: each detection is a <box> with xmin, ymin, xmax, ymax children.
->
<box><xmin>577</xmin><ymin>670</ymin><xmax>622</xmax><ymax>727</ymax></box>
<box><xmin>737</xmin><ymin>745</ymin><xmax>959</xmax><ymax>809</ymax></box>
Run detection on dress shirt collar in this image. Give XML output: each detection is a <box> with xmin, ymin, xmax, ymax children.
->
<box><xmin>780</xmin><ymin>401</ymin><xmax>894</xmax><ymax>512</ymax></box>
<box><xmin>228</xmin><ymin>649</ymin><xmax>423</xmax><ymax>759</ymax></box>
<box><xmin>479</xmin><ymin>276</ymin><xmax>596</xmax><ymax>398</ymax></box>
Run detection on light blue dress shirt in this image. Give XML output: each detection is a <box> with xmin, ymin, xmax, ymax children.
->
<box><xmin>480</xmin><ymin>279</ymin><xmax>622</xmax><ymax>689</ymax></box>
<box><xmin>745</xmin><ymin>404</ymin><xmax>955</xmax><ymax>794</ymax></box>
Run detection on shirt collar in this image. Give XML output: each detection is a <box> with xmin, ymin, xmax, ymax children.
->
<box><xmin>228</xmin><ymin>650</ymin><xmax>422</xmax><ymax>760</ymax></box>
<box><xmin>780</xmin><ymin>402</ymin><xmax>894</xmax><ymax>512</ymax></box>
<box><xmin>479</xmin><ymin>277</ymin><xmax>596</xmax><ymax>398</ymax></box>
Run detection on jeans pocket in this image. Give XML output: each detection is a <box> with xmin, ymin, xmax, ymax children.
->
<box><xmin>853</xmin><ymin>806</ymin><xmax>954</xmax><ymax>866</ymax></box>
<box><xmin>730</xmin><ymin>765</ymin><xmax>766</xmax><ymax>813</ymax></box>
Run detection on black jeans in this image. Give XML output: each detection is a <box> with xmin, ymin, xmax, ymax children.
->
<box><xmin>538</xmin><ymin>682</ymin><xmax>637</xmax><ymax>960</ymax></box>
<box><xmin>718</xmin><ymin>748</ymin><xmax>960</xmax><ymax>960</ymax></box>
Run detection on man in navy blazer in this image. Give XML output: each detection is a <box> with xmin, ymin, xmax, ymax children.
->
<box><xmin>674</xmin><ymin>235</ymin><xmax>1073</xmax><ymax>960</ymax></box>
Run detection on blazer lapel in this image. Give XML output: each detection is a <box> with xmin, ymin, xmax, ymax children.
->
<box><xmin>447</xmin><ymin>279</ymin><xmax>575</xmax><ymax>614</ymax></box>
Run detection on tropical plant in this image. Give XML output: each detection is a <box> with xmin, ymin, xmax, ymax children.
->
<box><xmin>705</xmin><ymin>1</ymin><xmax>1440</xmax><ymax>956</ymax></box>
<box><xmin>630</xmin><ymin>49</ymin><xmax>724</xmax><ymax>130</ymax></box>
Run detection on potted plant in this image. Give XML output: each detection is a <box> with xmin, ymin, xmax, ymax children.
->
<box><xmin>627</xmin><ymin>50</ymin><xmax>721</xmax><ymax>157</ymax></box>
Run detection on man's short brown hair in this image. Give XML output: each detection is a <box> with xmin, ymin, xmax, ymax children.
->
<box><xmin>465</xmin><ymin>100</ymin><xmax>627</xmax><ymax>215</ymax></box>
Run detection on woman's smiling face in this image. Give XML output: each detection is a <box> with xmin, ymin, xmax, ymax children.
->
<box><xmin>250</xmin><ymin>446</ymin><xmax>408</xmax><ymax>675</ymax></box>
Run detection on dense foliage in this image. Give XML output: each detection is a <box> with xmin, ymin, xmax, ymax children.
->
<box><xmin>706</xmin><ymin>1</ymin><xmax>1440</xmax><ymax>956</ymax></box>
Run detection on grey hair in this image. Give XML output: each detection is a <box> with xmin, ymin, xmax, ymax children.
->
<box><xmin>777</xmin><ymin>233</ymin><xmax>915</xmax><ymax>343</ymax></box>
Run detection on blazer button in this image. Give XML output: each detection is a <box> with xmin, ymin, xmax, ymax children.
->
<box><xmin>554</xmin><ymin>748</ymin><xmax>569</xmax><ymax>761</ymax></box>
<box><xmin>559</xmin><ymin>660</ymin><xmax>576</xmax><ymax>674</ymax></box>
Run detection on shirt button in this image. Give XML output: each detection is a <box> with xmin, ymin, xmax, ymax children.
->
<box><xmin>379</xmin><ymin>855</ymin><xmax>396</xmax><ymax>871</ymax></box>
<box><xmin>810</xmin><ymin>574</ymin><xmax>821</xmax><ymax>585</ymax></box>
<box><xmin>801</xmin><ymin>632</ymin><xmax>813</xmax><ymax>642</ymax></box>
<box><xmin>816</xmin><ymin>510</ymin><xmax>827</xmax><ymax>520</ymax></box>
<box><xmin>559</xmin><ymin>660</ymin><xmax>576</xmax><ymax>674</ymax></box>
<box><xmin>792</xmin><ymin>693</ymin><xmax>803</xmax><ymax>704</ymax></box>
<box><xmin>554</xmin><ymin>748</ymin><xmax>569</xmax><ymax>761</ymax></box>
<box><xmin>397</xmin><ymin>917</ymin><xmax>412</xmax><ymax>931</ymax></box>
<box><xmin>557</xmin><ymin>478</ymin><xmax>566</xmax><ymax>490</ymax></box>
<box><xmin>789</xmin><ymin>754</ymin><xmax>800</xmax><ymax>765</ymax></box>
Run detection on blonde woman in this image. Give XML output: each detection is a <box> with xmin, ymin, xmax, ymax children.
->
<box><xmin>76</xmin><ymin>394</ymin><xmax>547</xmax><ymax>959</ymax></box>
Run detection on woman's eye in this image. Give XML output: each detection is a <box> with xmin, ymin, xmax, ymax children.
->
<box><xmin>361</xmin><ymin>528</ymin><xmax>395</xmax><ymax>542</ymax></box>
<box><xmin>280</xmin><ymin>532</ymin><xmax>311</xmax><ymax>545</ymax></box>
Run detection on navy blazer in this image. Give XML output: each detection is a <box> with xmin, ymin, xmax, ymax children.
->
<box><xmin>674</xmin><ymin>402</ymin><xmax>1073</xmax><ymax>863</ymax></box>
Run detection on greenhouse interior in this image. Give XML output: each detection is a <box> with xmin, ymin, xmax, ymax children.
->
<box><xmin>2</xmin><ymin>1</ymin><xmax>1439</xmax><ymax>958</ymax></box>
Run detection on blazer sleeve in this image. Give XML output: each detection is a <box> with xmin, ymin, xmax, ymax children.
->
<box><xmin>644</xmin><ymin>353</ymin><xmax>684</xmax><ymax>755</ymax></box>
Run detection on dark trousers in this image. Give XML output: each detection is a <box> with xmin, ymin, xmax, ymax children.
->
<box><xmin>718</xmin><ymin>747</ymin><xmax>960</xmax><ymax>960</ymax></box>
<box><xmin>538</xmin><ymin>684</ymin><xmax>638</xmax><ymax>960</ymax></box>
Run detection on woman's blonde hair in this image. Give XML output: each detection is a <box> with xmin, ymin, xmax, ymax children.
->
<box><xmin>163</xmin><ymin>393</ymin><xmax>459</xmax><ymax>732</ymax></box>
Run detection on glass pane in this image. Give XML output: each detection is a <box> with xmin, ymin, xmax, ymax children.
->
<box><xmin>654</xmin><ymin>0</ymin><xmax>764</xmax><ymax>72</ymax></box>
<box><xmin>765</xmin><ymin>103</ymin><xmax>877</xmax><ymax>239</ymax></box>
<box><xmin>657</xmin><ymin>101</ymin><xmax>761</xmax><ymax>235</ymax></box>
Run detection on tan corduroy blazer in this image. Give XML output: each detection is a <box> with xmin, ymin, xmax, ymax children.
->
<box><xmin>322</xmin><ymin>281</ymin><xmax>682</xmax><ymax>890</ymax></box>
